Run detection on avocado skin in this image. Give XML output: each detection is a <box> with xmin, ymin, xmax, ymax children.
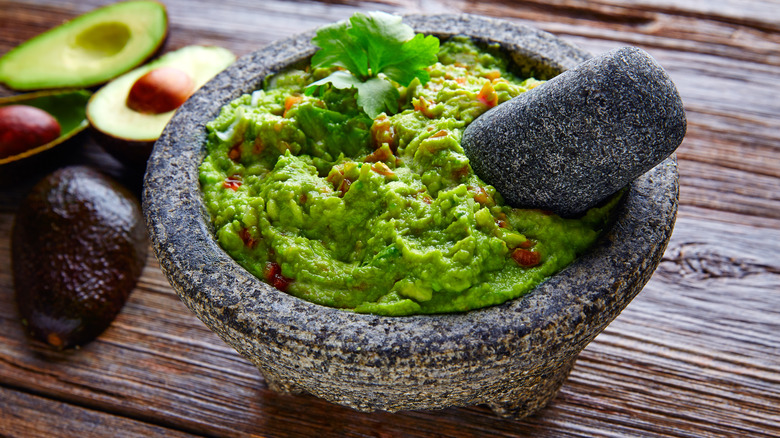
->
<box><xmin>12</xmin><ymin>166</ymin><xmax>147</xmax><ymax>349</ymax></box>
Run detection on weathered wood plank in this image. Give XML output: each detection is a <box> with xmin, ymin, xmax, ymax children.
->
<box><xmin>0</xmin><ymin>386</ymin><xmax>200</xmax><ymax>438</ymax></box>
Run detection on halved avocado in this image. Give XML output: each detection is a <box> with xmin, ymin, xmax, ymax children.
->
<box><xmin>87</xmin><ymin>45</ymin><xmax>235</xmax><ymax>165</ymax></box>
<box><xmin>0</xmin><ymin>1</ymin><xmax>168</xmax><ymax>90</ymax></box>
<box><xmin>0</xmin><ymin>90</ymin><xmax>92</xmax><ymax>165</ymax></box>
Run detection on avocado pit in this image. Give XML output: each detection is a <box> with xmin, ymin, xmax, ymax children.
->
<box><xmin>86</xmin><ymin>45</ymin><xmax>236</xmax><ymax>166</ymax></box>
<box><xmin>0</xmin><ymin>105</ymin><xmax>61</xmax><ymax>159</ymax></box>
<box><xmin>127</xmin><ymin>66</ymin><xmax>195</xmax><ymax>114</ymax></box>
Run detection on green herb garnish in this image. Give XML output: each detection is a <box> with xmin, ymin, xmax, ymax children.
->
<box><xmin>304</xmin><ymin>12</ymin><xmax>440</xmax><ymax>118</ymax></box>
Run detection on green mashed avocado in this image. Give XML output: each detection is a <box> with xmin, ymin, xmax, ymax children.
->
<box><xmin>199</xmin><ymin>37</ymin><xmax>618</xmax><ymax>316</ymax></box>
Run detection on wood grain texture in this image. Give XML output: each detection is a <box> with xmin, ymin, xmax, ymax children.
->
<box><xmin>1</xmin><ymin>0</ymin><xmax>778</xmax><ymax>436</ymax></box>
<box><xmin>0</xmin><ymin>386</ymin><xmax>198</xmax><ymax>438</ymax></box>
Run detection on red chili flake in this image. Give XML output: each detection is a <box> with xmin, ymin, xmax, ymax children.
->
<box><xmin>495</xmin><ymin>219</ymin><xmax>508</xmax><ymax>228</ymax></box>
<box><xmin>223</xmin><ymin>174</ymin><xmax>242</xmax><ymax>191</ymax></box>
<box><xmin>264</xmin><ymin>261</ymin><xmax>293</xmax><ymax>292</ymax></box>
<box><xmin>239</xmin><ymin>228</ymin><xmax>258</xmax><ymax>249</ymax></box>
<box><xmin>511</xmin><ymin>248</ymin><xmax>541</xmax><ymax>267</ymax></box>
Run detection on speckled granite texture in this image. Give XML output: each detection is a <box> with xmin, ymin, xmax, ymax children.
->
<box><xmin>462</xmin><ymin>46</ymin><xmax>686</xmax><ymax>217</ymax></box>
<box><xmin>142</xmin><ymin>14</ymin><xmax>679</xmax><ymax>418</ymax></box>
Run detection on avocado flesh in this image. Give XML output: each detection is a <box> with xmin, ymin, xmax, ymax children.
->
<box><xmin>12</xmin><ymin>166</ymin><xmax>147</xmax><ymax>349</ymax></box>
<box><xmin>0</xmin><ymin>1</ymin><xmax>167</xmax><ymax>90</ymax></box>
<box><xmin>87</xmin><ymin>45</ymin><xmax>236</xmax><ymax>142</ymax></box>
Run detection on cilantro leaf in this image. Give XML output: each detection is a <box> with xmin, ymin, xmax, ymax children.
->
<box><xmin>307</xmin><ymin>71</ymin><xmax>399</xmax><ymax>118</ymax></box>
<box><xmin>379</xmin><ymin>33</ymin><xmax>440</xmax><ymax>86</ymax></box>
<box><xmin>305</xmin><ymin>11</ymin><xmax>439</xmax><ymax>118</ymax></box>
<box><xmin>355</xmin><ymin>77</ymin><xmax>400</xmax><ymax>118</ymax></box>
<box><xmin>307</xmin><ymin>70</ymin><xmax>362</xmax><ymax>94</ymax></box>
<box><xmin>310</xmin><ymin>21</ymin><xmax>368</xmax><ymax>79</ymax></box>
<box><xmin>347</xmin><ymin>12</ymin><xmax>414</xmax><ymax>77</ymax></box>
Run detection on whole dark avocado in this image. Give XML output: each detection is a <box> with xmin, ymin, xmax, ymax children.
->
<box><xmin>12</xmin><ymin>166</ymin><xmax>147</xmax><ymax>349</ymax></box>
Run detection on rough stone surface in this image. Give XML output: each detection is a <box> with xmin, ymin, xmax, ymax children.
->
<box><xmin>463</xmin><ymin>46</ymin><xmax>686</xmax><ymax>217</ymax></box>
<box><xmin>142</xmin><ymin>14</ymin><xmax>679</xmax><ymax>419</ymax></box>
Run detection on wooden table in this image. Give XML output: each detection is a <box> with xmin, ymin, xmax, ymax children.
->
<box><xmin>1</xmin><ymin>1</ymin><xmax>778</xmax><ymax>436</ymax></box>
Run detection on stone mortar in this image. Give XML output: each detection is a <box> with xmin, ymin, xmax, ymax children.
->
<box><xmin>142</xmin><ymin>14</ymin><xmax>679</xmax><ymax>418</ymax></box>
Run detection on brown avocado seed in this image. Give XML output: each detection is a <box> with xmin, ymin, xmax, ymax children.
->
<box><xmin>0</xmin><ymin>104</ymin><xmax>61</xmax><ymax>158</ymax></box>
<box><xmin>126</xmin><ymin>66</ymin><xmax>194</xmax><ymax>114</ymax></box>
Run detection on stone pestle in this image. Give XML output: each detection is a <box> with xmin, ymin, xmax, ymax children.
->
<box><xmin>461</xmin><ymin>46</ymin><xmax>686</xmax><ymax>218</ymax></box>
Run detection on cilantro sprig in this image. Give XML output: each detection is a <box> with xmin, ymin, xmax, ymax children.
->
<box><xmin>304</xmin><ymin>12</ymin><xmax>440</xmax><ymax>118</ymax></box>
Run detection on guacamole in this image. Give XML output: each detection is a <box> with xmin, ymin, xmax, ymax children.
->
<box><xmin>199</xmin><ymin>37</ymin><xmax>618</xmax><ymax>316</ymax></box>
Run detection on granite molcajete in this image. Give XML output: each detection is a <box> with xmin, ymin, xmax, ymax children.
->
<box><xmin>143</xmin><ymin>14</ymin><xmax>679</xmax><ymax>418</ymax></box>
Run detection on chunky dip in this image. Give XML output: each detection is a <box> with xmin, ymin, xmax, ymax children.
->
<box><xmin>199</xmin><ymin>36</ymin><xmax>618</xmax><ymax>316</ymax></box>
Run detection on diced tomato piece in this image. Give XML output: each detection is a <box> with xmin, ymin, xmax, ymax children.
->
<box><xmin>484</xmin><ymin>70</ymin><xmax>501</xmax><ymax>81</ymax></box>
<box><xmin>223</xmin><ymin>174</ymin><xmax>242</xmax><ymax>191</ymax></box>
<box><xmin>283</xmin><ymin>94</ymin><xmax>303</xmax><ymax>117</ymax></box>
<box><xmin>371</xmin><ymin>114</ymin><xmax>396</xmax><ymax>151</ymax></box>
<box><xmin>511</xmin><ymin>248</ymin><xmax>541</xmax><ymax>267</ymax></box>
<box><xmin>453</xmin><ymin>166</ymin><xmax>470</xmax><ymax>181</ymax></box>
<box><xmin>477</xmin><ymin>81</ymin><xmax>498</xmax><ymax>108</ymax></box>
<box><xmin>371</xmin><ymin>162</ymin><xmax>395</xmax><ymax>177</ymax></box>
<box><xmin>228</xmin><ymin>142</ymin><xmax>241</xmax><ymax>161</ymax></box>
<box><xmin>338</xmin><ymin>178</ymin><xmax>352</xmax><ymax>196</ymax></box>
<box><xmin>413</xmin><ymin>97</ymin><xmax>436</xmax><ymax>118</ymax></box>
<box><xmin>264</xmin><ymin>261</ymin><xmax>293</xmax><ymax>291</ymax></box>
<box><xmin>470</xmin><ymin>186</ymin><xmax>492</xmax><ymax>205</ymax></box>
<box><xmin>253</xmin><ymin>136</ymin><xmax>265</xmax><ymax>154</ymax></box>
<box><xmin>363</xmin><ymin>144</ymin><xmax>394</xmax><ymax>163</ymax></box>
<box><xmin>239</xmin><ymin>228</ymin><xmax>258</xmax><ymax>249</ymax></box>
<box><xmin>519</xmin><ymin>239</ymin><xmax>535</xmax><ymax>249</ymax></box>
